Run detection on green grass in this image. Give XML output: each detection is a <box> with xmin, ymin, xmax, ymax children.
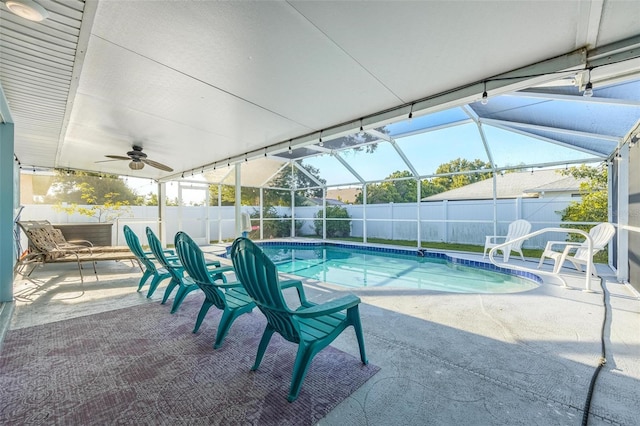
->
<box><xmin>334</xmin><ymin>237</ymin><xmax>609</xmax><ymax>263</ymax></box>
<box><xmin>215</xmin><ymin>234</ymin><xmax>609</xmax><ymax>264</ymax></box>
<box><xmin>334</xmin><ymin>236</ymin><xmax>545</xmax><ymax>256</ymax></box>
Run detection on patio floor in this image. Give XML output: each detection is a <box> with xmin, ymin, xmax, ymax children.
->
<box><xmin>3</xmin><ymin>249</ymin><xmax>639</xmax><ymax>425</ymax></box>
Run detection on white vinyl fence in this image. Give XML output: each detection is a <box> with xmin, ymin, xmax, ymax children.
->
<box><xmin>19</xmin><ymin>196</ymin><xmax>577</xmax><ymax>250</ymax></box>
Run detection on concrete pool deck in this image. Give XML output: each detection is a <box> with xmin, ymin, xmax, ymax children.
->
<box><xmin>3</xmin><ymin>249</ymin><xmax>639</xmax><ymax>425</ymax></box>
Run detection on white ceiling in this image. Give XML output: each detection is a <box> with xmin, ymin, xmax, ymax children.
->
<box><xmin>2</xmin><ymin>0</ymin><xmax>640</xmax><ymax>182</ymax></box>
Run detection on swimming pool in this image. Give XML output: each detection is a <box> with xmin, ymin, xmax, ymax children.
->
<box><xmin>254</xmin><ymin>242</ymin><xmax>540</xmax><ymax>294</ymax></box>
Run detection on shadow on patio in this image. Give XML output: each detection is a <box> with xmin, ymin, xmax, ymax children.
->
<box><xmin>4</xmin><ymin>256</ymin><xmax>640</xmax><ymax>425</ymax></box>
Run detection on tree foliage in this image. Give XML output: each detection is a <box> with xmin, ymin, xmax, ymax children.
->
<box><xmin>558</xmin><ymin>165</ymin><xmax>608</xmax><ymax>241</ymax></box>
<box><xmin>354</xmin><ymin>158</ymin><xmax>492</xmax><ymax>204</ymax></box>
<box><xmin>52</xmin><ymin>183</ymin><xmax>133</xmax><ymax>222</ymax></box>
<box><xmin>44</xmin><ymin>170</ymin><xmax>138</xmax><ymax>222</ymax></box>
<box><xmin>142</xmin><ymin>192</ymin><xmax>179</xmax><ymax>206</ymax></box>
<box><xmin>430</xmin><ymin>158</ymin><xmax>493</xmax><ymax>190</ymax></box>
<box><xmin>44</xmin><ymin>170</ymin><xmax>139</xmax><ymax>205</ymax></box>
<box><xmin>208</xmin><ymin>162</ymin><xmax>326</xmax><ymax>207</ymax></box>
<box><xmin>249</xmin><ymin>206</ymin><xmax>301</xmax><ymax>238</ymax></box>
<box><xmin>270</xmin><ymin>163</ymin><xmax>326</xmax><ymax>205</ymax></box>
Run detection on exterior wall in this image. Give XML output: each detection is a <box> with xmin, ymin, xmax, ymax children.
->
<box><xmin>19</xmin><ymin>196</ymin><xmax>578</xmax><ymax>250</ymax></box>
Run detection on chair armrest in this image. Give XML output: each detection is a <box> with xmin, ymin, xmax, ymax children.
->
<box><xmin>279</xmin><ymin>279</ymin><xmax>308</xmax><ymax>305</ymax></box>
<box><xmin>543</xmin><ymin>241</ymin><xmax>581</xmax><ymax>251</ymax></box>
<box><xmin>295</xmin><ymin>294</ymin><xmax>361</xmax><ymax>318</ymax></box>
<box><xmin>205</xmin><ymin>259</ymin><xmax>221</xmax><ymax>267</ymax></box>
<box><xmin>485</xmin><ymin>236</ymin><xmax>506</xmax><ymax>244</ymax></box>
<box><xmin>207</xmin><ymin>265</ymin><xmax>234</xmax><ymax>274</ymax></box>
<box><xmin>167</xmin><ymin>259</ymin><xmax>182</xmax><ymax>268</ymax></box>
<box><xmin>213</xmin><ymin>280</ymin><xmax>244</xmax><ymax>289</ymax></box>
<box><xmin>560</xmin><ymin>244</ymin><xmax>582</xmax><ymax>256</ymax></box>
<box><xmin>207</xmin><ymin>265</ymin><xmax>234</xmax><ymax>283</ymax></box>
<box><xmin>66</xmin><ymin>239</ymin><xmax>94</xmax><ymax>247</ymax></box>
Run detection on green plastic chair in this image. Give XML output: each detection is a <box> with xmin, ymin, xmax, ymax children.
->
<box><xmin>146</xmin><ymin>227</ymin><xmax>228</xmax><ymax>314</ymax></box>
<box><xmin>174</xmin><ymin>231</ymin><xmax>255</xmax><ymax>348</ymax></box>
<box><xmin>123</xmin><ymin>225</ymin><xmax>171</xmax><ymax>298</ymax></box>
<box><xmin>230</xmin><ymin>237</ymin><xmax>368</xmax><ymax>402</ymax></box>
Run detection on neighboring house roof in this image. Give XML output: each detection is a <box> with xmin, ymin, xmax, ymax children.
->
<box><xmin>523</xmin><ymin>175</ymin><xmax>584</xmax><ymax>194</ymax></box>
<box><xmin>422</xmin><ymin>169</ymin><xmax>585</xmax><ymax>201</ymax></box>
<box><xmin>306</xmin><ymin>198</ymin><xmax>346</xmax><ymax>206</ymax></box>
<box><xmin>326</xmin><ymin>187</ymin><xmax>361</xmax><ymax>204</ymax></box>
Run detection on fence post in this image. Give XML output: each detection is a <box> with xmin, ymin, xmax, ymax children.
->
<box><xmin>417</xmin><ymin>179</ymin><xmax>421</xmax><ymax>248</ymax></box>
<box><xmin>390</xmin><ymin>202</ymin><xmax>394</xmax><ymax>241</ymax></box>
<box><xmin>363</xmin><ymin>184</ymin><xmax>367</xmax><ymax>243</ymax></box>
<box><xmin>443</xmin><ymin>200</ymin><xmax>448</xmax><ymax>243</ymax></box>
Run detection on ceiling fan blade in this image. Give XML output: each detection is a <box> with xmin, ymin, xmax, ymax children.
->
<box><xmin>104</xmin><ymin>155</ymin><xmax>131</xmax><ymax>160</ymax></box>
<box><xmin>142</xmin><ymin>158</ymin><xmax>173</xmax><ymax>172</ymax></box>
<box><xmin>95</xmin><ymin>158</ymin><xmax>127</xmax><ymax>164</ymax></box>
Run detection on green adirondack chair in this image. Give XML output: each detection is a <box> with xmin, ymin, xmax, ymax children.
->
<box><xmin>174</xmin><ymin>231</ymin><xmax>255</xmax><ymax>348</ymax></box>
<box><xmin>123</xmin><ymin>225</ymin><xmax>171</xmax><ymax>298</ymax></box>
<box><xmin>230</xmin><ymin>237</ymin><xmax>368</xmax><ymax>402</ymax></box>
<box><xmin>145</xmin><ymin>227</ymin><xmax>201</xmax><ymax>313</ymax></box>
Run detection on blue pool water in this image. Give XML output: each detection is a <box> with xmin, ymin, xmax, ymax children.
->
<box><xmin>257</xmin><ymin>242</ymin><xmax>540</xmax><ymax>294</ymax></box>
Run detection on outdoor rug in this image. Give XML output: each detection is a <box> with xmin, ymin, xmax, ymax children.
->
<box><xmin>0</xmin><ymin>295</ymin><xmax>379</xmax><ymax>425</ymax></box>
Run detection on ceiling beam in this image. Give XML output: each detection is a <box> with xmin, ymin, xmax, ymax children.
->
<box><xmin>482</xmin><ymin>120</ymin><xmax>609</xmax><ymax>158</ymax></box>
<box><xmin>55</xmin><ymin>0</ymin><xmax>99</xmax><ymax>166</ymax></box>
<box><xmin>506</xmin><ymin>91</ymin><xmax>640</xmax><ymax>107</ymax></box>
<box><xmin>480</xmin><ymin>118</ymin><xmax>620</xmax><ymax>142</ymax></box>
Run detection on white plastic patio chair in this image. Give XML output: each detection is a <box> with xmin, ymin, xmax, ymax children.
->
<box><xmin>537</xmin><ymin>222</ymin><xmax>615</xmax><ymax>274</ymax></box>
<box><xmin>483</xmin><ymin>219</ymin><xmax>532</xmax><ymax>262</ymax></box>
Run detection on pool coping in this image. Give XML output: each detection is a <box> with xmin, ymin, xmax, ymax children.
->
<box><xmin>223</xmin><ymin>239</ymin><xmax>544</xmax><ymax>286</ymax></box>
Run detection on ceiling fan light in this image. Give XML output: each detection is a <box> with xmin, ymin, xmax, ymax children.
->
<box><xmin>129</xmin><ymin>160</ymin><xmax>144</xmax><ymax>170</ymax></box>
<box><xmin>5</xmin><ymin>0</ymin><xmax>49</xmax><ymax>22</ymax></box>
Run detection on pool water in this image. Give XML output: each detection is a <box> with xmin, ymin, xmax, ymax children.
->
<box><xmin>259</xmin><ymin>243</ymin><xmax>539</xmax><ymax>294</ymax></box>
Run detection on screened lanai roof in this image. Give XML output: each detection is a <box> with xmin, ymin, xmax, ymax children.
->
<box><xmin>3</xmin><ymin>0</ymin><xmax>640</xmax><ymax>189</ymax></box>
<box><xmin>197</xmin><ymin>75</ymin><xmax>640</xmax><ymax>189</ymax></box>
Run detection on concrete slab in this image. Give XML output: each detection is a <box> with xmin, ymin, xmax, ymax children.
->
<box><xmin>4</xmin><ymin>253</ymin><xmax>639</xmax><ymax>425</ymax></box>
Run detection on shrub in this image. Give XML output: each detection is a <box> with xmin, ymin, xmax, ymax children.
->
<box><xmin>314</xmin><ymin>205</ymin><xmax>351</xmax><ymax>238</ymax></box>
<box><xmin>250</xmin><ymin>207</ymin><xmax>302</xmax><ymax>239</ymax></box>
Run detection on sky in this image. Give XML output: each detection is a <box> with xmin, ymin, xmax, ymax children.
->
<box><xmin>302</xmin><ymin>122</ymin><xmax>596</xmax><ymax>187</ymax></box>
<box><xmin>125</xmin><ymin>116</ymin><xmax>601</xmax><ymax>201</ymax></box>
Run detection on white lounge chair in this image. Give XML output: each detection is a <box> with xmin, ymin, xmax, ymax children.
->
<box><xmin>537</xmin><ymin>222</ymin><xmax>615</xmax><ymax>274</ymax></box>
<box><xmin>483</xmin><ymin>219</ymin><xmax>532</xmax><ymax>262</ymax></box>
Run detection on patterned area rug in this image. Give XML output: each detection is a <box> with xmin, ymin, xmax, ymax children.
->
<box><xmin>0</xmin><ymin>295</ymin><xmax>379</xmax><ymax>425</ymax></box>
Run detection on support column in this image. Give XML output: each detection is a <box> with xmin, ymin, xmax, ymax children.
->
<box><xmin>290</xmin><ymin>190</ymin><xmax>295</xmax><ymax>237</ymax></box>
<box><xmin>322</xmin><ymin>187</ymin><xmax>326</xmax><ymax>240</ymax></box>
<box><xmin>417</xmin><ymin>178</ymin><xmax>421</xmax><ymax>248</ymax></box>
<box><xmin>217</xmin><ymin>184</ymin><xmax>223</xmax><ymax>242</ymax></box>
<box><xmin>616</xmin><ymin>146</ymin><xmax>629</xmax><ymax>281</ymax></box>
<box><xmin>235</xmin><ymin>164</ymin><xmax>242</xmax><ymax>237</ymax></box>
<box><xmin>492</xmin><ymin>172</ymin><xmax>498</xmax><ymax>237</ymax></box>
<box><xmin>362</xmin><ymin>184</ymin><xmax>367</xmax><ymax>244</ymax></box>
<box><xmin>259</xmin><ymin>187</ymin><xmax>264</xmax><ymax>240</ymax></box>
<box><xmin>0</xmin><ymin>122</ymin><xmax>15</xmax><ymax>302</ymax></box>
<box><xmin>158</xmin><ymin>182</ymin><xmax>167</xmax><ymax>245</ymax></box>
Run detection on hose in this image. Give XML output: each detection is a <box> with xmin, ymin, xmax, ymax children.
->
<box><xmin>581</xmin><ymin>275</ymin><xmax>608</xmax><ymax>426</ymax></box>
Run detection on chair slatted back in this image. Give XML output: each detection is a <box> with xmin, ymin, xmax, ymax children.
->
<box><xmin>123</xmin><ymin>225</ymin><xmax>156</xmax><ymax>272</ymax></box>
<box><xmin>574</xmin><ymin>223</ymin><xmax>615</xmax><ymax>261</ymax></box>
<box><xmin>174</xmin><ymin>232</ymin><xmax>226</xmax><ymax>310</ymax></box>
<box><xmin>25</xmin><ymin>228</ymin><xmax>64</xmax><ymax>260</ymax></box>
<box><xmin>145</xmin><ymin>227</ymin><xmax>183</xmax><ymax>283</ymax></box>
<box><xmin>231</xmin><ymin>237</ymin><xmax>300</xmax><ymax>343</ymax></box>
<box><xmin>506</xmin><ymin>219</ymin><xmax>532</xmax><ymax>250</ymax></box>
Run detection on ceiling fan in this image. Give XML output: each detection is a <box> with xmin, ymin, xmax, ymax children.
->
<box><xmin>98</xmin><ymin>145</ymin><xmax>174</xmax><ymax>172</ymax></box>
